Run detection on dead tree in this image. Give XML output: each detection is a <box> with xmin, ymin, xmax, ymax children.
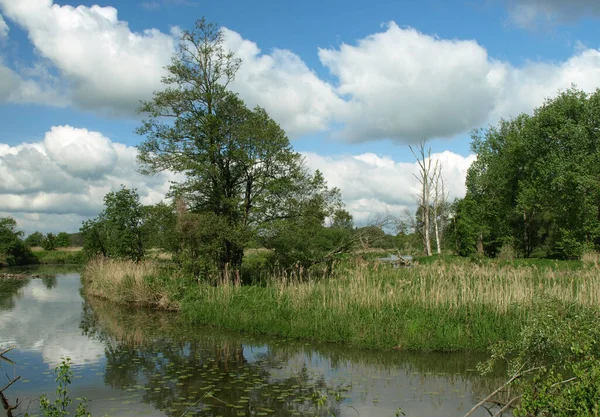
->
<box><xmin>410</xmin><ymin>140</ymin><xmax>433</xmax><ymax>256</ymax></box>
<box><xmin>432</xmin><ymin>162</ymin><xmax>449</xmax><ymax>255</ymax></box>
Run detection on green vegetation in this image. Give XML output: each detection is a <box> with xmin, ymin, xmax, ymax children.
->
<box><xmin>81</xmin><ymin>187</ymin><xmax>146</xmax><ymax>261</ymax></box>
<box><xmin>451</xmin><ymin>88</ymin><xmax>600</xmax><ymax>260</ymax></box>
<box><xmin>82</xmin><ymin>256</ymin><xmax>600</xmax><ymax>352</ymax></box>
<box><xmin>470</xmin><ymin>299</ymin><xmax>600</xmax><ymax>416</ymax></box>
<box><xmin>41</xmin><ymin>232</ymin><xmax>58</xmax><ymax>251</ymax></box>
<box><xmin>32</xmin><ymin>249</ymin><xmax>84</xmax><ymax>265</ymax></box>
<box><xmin>0</xmin><ymin>217</ymin><xmax>36</xmax><ymax>266</ymax></box>
<box><xmin>34</xmin><ymin>358</ymin><xmax>93</xmax><ymax>417</ymax></box>
<box><xmin>24</xmin><ymin>231</ymin><xmax>44</xmax><ymax>247</ymax></box>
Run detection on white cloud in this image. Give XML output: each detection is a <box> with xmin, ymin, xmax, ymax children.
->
<box><xmin>319</xmin><ymin>23</ymin><xmax>502</xmax><ymax>143</ymax></box>
<box><xmin>223</xmin><ymin>28</ymin><xmax>345</xmax><ymax>137</ymax></box>
<box><xmin>302</xmin><ymin>151</ymin><xmax>476</xmax><ymax>224</ymax></box>
<box><xmin>0</xmin><ymin>126</ymin><xmax>181</xmax><ymax>234</ymax></box>
<box><xmin>44</xmin><ymin>125</ymin><xmax>118</xmax><ymax>179</ymax></box>
<box><xmin>491</xmin><ymin>48</ymin><xmax>600</xmax><ymax>121</ymax></box>
<box><xmin>505</xmin><ymin>0</ymin><xmax>600</xmax><ymax>28</ymax></box>
<box><xmin>0</xmin><ymin>13</ymin><xmax>8</xmax><ymax>39</ymax></box>
<box><xmin>0</xmin><ymin>2</ymin><xmax>600</xmax><ymax>143</ymax></box>
<box><xmin>0</xmin><ymin>0</ymin><xmax>176</xmax><ymax>115</ymax></box>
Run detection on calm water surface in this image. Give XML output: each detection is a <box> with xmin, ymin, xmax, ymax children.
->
<box><xmin>0</xmin><ymin>266</ymin><xmax>504</xmax><ymax>417</ymax></box>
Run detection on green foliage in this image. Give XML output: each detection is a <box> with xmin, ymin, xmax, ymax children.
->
<box><xmin>80</xmin><ymin>187</ymin><xmax>145</xmax><ymax>261</ymax></box>
<box><xmin>141</xmin><ymin>202</ymin><xmax>178</xmax><ymax>252</ymax></box>
<box><xmin>464</xmin><ymin>87</ymin><xmax>600</xmax><ymax>259</ymax></box>
<box><xmin>136</xmin><ymin>18</ymin><xmax>342</xmax><ymax>276</ymax></box>
<box><xmin>0</xmin><ymin>216</ymin><xmax>37</xmax><ymax>266</ymax></box>
<box><xmin>259</xmin><ymin>171</ymin><xmax>346</xmax><ymax>270</ymax></box>
<box><xmin>55</xmin><ymin>232</ymin><xmax>71</xmax><ymax>248</ymax></box>
<box><xmin>35</xmin><ymin>357</ymin><xmax>93</xmax><ymax>417</ymax></box>
<box><xmin>24</xmin><ymin>231</ymin><xmax>44</xmax><ymax>247</ymax></box>
<box><xmin>42</xmin><ymin>233</ymin><xmax>58</xmax><ymax>251</ymax></box>
<box><xmin>33</xmin><ymin>250</ymin><xmax>85</xmax><ymax>265</ymax></box>
<box><xmin>479</xmin><ymin>299</ymin><xmax>600</xmax><ymax>416</ymax></box>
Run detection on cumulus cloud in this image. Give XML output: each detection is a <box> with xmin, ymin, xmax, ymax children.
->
<box><xmin>44</xmin><ymin>126</ymin><xmax>118</xmax><ymax>179</ymax></box>
<box><xmin>1</xmin><ymin>1</ymin><xmax>600</xmax><ymax>142</ymax></box>
<box><xmin>491</xmin><ymin>48</ymin><xmax>600</xmax><ymax>120</ymax></box>
<box><xmin>223</xmin><ymin>28</ymin><xmax>345</xmax><ymax>137</ymax></box>
<box><xmin>319</xmin><ymin>22</ymin><xmax>502</xmax><ymax>143</ymax></box>
<box><xmin>0</xmin><ymin>126</ymin><xmax>181</xmax><ymax>234</ymax></box>
<box><xmin>302</xmin><ymin>151</ymin><xmax>476</xmax><ymax>224</ymax></box>
<box><xmin>505</xmin><ymin>0</ymin><xmax>600</xmax><ymax>28</ymax></box>
<box><xmin>0</xmin><ymin>0</ymin><xmax>176</xmax><ymax>115</ymax></box>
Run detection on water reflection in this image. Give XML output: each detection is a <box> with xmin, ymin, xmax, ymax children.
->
<box><xmin>82</xmin><ymin>296</ymin><xmax>505</xmax><ymax>417</ymax></box>
<box><xmin>0</xmin><ymin>267</ymin><xmax>506</xmax><ymax>417</ymax></box>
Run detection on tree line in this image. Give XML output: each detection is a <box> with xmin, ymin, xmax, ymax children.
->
<box><xmin>449</xmin><ymin>87</ymin><xmax>600</xmax><ymax>260</ymax></box>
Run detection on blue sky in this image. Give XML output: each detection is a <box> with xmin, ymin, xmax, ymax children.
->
<box><xmin>1</xmin><ymin>0</ymin><xmax>599</xmax><ymax>233</ymax></box>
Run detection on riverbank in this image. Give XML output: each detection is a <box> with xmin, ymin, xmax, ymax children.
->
<box><xmin>81</xmin><ymin>256</ymin><xmax>600</xmax><ymax>352</ymax></box>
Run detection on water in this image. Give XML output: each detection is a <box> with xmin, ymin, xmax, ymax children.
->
<box><xmin>0</xmin><ymin>266</ymin><xmax>505</xmax><ymax>417</ymax></box>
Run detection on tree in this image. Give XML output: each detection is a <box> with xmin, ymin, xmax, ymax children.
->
<box><xmin>431</xmin><ymin>163</ymin><xmax>449</xmax><ymax>255</ymax></box>
<box><xmin>80</xmin><ymin>187</ymin><xmax>145</xmax><ymax>261</ymax></box>
<box><xmin>464</xmin><ymin>87</ymin><xmax>600</xmax><ymax>259</ymax></box>
<box><xmin>24</xmin><ymin>231</ymin><xmax>44</xmax><ymax>247</ymax></box>
<box><xmin>0</xmin><ymin>217</ymin><xmax>36</xmax><ymax>266</ymax></box>
<box><xmin>41</xmin><ymin>233</ymin><xmax>58</xmax><ymax>251</ymax></box>
<box><xmin>330</xmin><ymin>209</ymin><xmax>354</xmax><ymax>230</ymax></box>
<box><xmin>410</xmin><ymin>139</ymin><xmax>434</xmax><ymax>256</ymax></box>
<box><xmin>55</xmin><ymin>232</ymin><xmax>71</xmax><ymax>248</ymax></box>
<box><xmin>136</xmin><ymin>18</ymin><xmax>338</xmax><ymax>276</ymax></box>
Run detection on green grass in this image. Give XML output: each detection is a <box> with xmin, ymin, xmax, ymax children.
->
<box><xmin>33</xmin><ymin>249</ymin><xmax>85</xmax><ymax>264</ymax></box>
<box><xmin>82</xmin><ymin>255</ymin><xmax>600</xmax><ymax>352</ymax></box>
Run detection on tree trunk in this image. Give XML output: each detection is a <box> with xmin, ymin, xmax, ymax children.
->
<box><xmin>423</xmin><ymin>184</ymin><xmax>432</xmax><ymax>256</ymax></box>
<box><xmin>434</xmin><ymin>205</ymin><xmax>441</xmax><ymax>255</ymax></box>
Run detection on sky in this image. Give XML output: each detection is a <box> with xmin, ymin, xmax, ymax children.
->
<box><xmin>0</xmin><ymin>0</ymin><xmax>599</xmax><ymax>234</ymax></box>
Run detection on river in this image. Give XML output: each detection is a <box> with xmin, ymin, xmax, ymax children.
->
<box><xmin>0</xmin><ymin>266</ymin><xmax>505</xmax><ymax>417</ymax></box>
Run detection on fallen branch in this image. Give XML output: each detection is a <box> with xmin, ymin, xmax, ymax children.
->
<box><xmin>464</xmin><ymin>366</ymin><xmax>541</xmax><ymax>417</ymax></box>
<box><xmin>0</xmin><ymin>375</ymin><xmax>21</xmax><ymax>417</ymax></box>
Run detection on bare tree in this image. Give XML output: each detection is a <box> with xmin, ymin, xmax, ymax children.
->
<box><xmin>410</xmin><ymin>139</ymin><xmax>434</xmax><ymax>256</ymax></box>
<box><xmin>432</xmin><ymin>162</ymin><xmax>449</xmax><ymax>255</ymax></box>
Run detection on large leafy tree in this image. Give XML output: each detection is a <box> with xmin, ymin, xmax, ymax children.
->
<box><xmin>81</xmin><ymin>187</ymin><xmax>145</xmax><ymax>261</ymax></box>
<box><xmin>136</xmin><ymin>19</ymin><xmax>337</xmax><ymax>274</ymax></box>
<box><xmin>463</xmin><ymin>87</ymin><xmax>600</xmax><ymax>259</ymax></box>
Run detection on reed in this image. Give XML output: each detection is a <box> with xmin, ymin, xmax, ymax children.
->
<box><xmin>82</xmin><ymin>257</ymin><xmax>600</xmax><ymax>351</ymax></box>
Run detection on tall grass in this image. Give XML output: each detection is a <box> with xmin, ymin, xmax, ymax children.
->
<box><xmin>82</xmin><ymin>257</ymin><xmax>600</xmax><ymax>351</ymax></box>
<box><xmin>82</xmin><ymin>257</ymin><xmax>177</xmax><ymax>310</ymax></box>
<box><xmin>33</xmin><ymin>249</ymin><xmax>84</xmax><ymax>264</ymax></box>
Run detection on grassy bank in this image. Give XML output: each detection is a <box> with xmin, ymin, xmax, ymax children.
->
<box><xmin>31</xmin><ymin>247</ymin><xmax>85</xmax><ymax>264</ymax></box>
<box><xmin>82</xmin><ymin>256</ymin><xmax>600</xmax><ymax>352</ymax></box>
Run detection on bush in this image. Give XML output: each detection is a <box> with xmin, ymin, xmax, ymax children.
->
<box><xmin>0</xmin><ymin>217</ymin><xmax>37</xmax><ymax>266</ymax></box>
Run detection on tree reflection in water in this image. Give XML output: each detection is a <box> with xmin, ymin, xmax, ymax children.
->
<box><xmin>80</xmin><ymin>298</ymin><xmax>346</xmax><ymax>417</ymax></box>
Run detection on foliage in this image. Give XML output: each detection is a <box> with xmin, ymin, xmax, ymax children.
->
<box><xmin>33</xmin><ymin>249</ymin><xmax>85</xmax><ymax>265</ymax></box>
<box><xmin>33</xmin><ymin>357</ymin><xmax>93</xmax><ymax>417</ymax></box>
<box><xmin>42</xmin><ymin>233</ymin><xmax>58</xmax><ymax>251</ymax></box>
<box><xmin>136</xmin><ymin>18</ymin><xmax>341</xmax><ymax>277</ymax></box>
<box><xmin>80</xmin><ymin>187</ymin><xmax>145</xmax><ymax>262</ymax></box>
<box><xmin>141</xmin><ymin>202</ymin><xmax>178</xmax><ymax>253</ymax></box>
<box><xmin>462</xmin><ymin>87</ymin><xmax>600</xmax><ymax>259</ymax></box>
<box><xmin>477</xmin><ymin>298</ymin><xmax>600</xmax><ymax>416</ymax></box>
<box><xmin>24</xmin><ymin>231</ymin><xmax>44</xmax><ymax>247</ymax></box>
<box><xmin>0</xmin><ymin>217</ymin><xmax>37</xmax><ymax>266</ymax></box>
<box><xmin>258</xmin><ymin>171</ymin><xmax>347</xmax><ymax>270</ymax></box>
<box><xmin>55</xmin><ymin>232</ymin><xmax>71</xmax><ymax>248</ymax></box>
